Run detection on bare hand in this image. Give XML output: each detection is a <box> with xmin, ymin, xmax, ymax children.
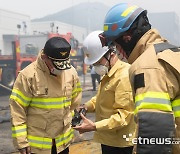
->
<box><xmin>73</xmin><ymin>113</ymin><xmax>96</xmax><ymax>134</ymax></box>
<box><xmin>19</xmin><ymin>146</ymin><xmax>31</xmax><ymax>154</ymax></box>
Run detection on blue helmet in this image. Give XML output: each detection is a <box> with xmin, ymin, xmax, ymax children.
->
<box><xmin>103</xmin><ymin>3</ymin><xmax>145</xmax><ymax>40</ymax></box>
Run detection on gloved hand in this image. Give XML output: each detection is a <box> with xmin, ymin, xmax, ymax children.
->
<box><xmin>19</xmin><ymin>146</ymin><xmax>31</xmax><ymax>154</ymax></box>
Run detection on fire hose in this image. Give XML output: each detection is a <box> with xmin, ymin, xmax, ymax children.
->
<box><xmin>0</xmin><ymin>83</ymin><xmax>12</xmax><ymax>91</ymax></box>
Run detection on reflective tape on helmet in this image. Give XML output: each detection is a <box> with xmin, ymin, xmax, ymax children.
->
<box><xmin>134</xmin><ymin>91</ymin><xmax>172</xmax><ymax>114</ymax></box>
<box><xmin>104</xmin><ymin>25</ymin><xmax>109</xmax><ymax>31</ymax></box>
<box><xmin>121</xmin><ymin>5</ymin><xmax>138</xmax><ymax>17</ymax></box>
<box><xmin>12</xmin><ymin>124</ymin><xmax>27</xmax><ymax>137</ymax></box>
<box><xmin>122</xmin><ymin>8</ymin><xmax>146</xmax><ymax>29</ymax></box>
<box><xmin>172</xmin><ymin>98</ymin><xmax>180</xmax><ymax>117</ymax></box>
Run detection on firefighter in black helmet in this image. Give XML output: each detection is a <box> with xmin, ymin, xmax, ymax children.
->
<box><xmin>10</xmin><ymin>37</ymin><xmax>82</xmax><ymax>154</ymax></box>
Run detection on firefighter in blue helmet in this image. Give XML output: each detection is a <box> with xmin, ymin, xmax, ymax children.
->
<box><xmin>101</xmin><ymin>3</ymin><xmax>180</xmax><ymax>154</ymax></box>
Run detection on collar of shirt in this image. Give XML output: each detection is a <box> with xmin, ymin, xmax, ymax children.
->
<box><xmin>107</xmin><ymin>59</ymin><xmax>124</xmax><ymax>77</ymax></box>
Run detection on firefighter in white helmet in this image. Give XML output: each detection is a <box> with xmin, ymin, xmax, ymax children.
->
<box><xmin>73</xmin><ymin>30</ymin><xmax>136</xmax><ymax>154</ymax></box>
<box><xmin>10</xmin><ymin>37</ymin><xmax>82</xmax><ymax>154</ymax></box>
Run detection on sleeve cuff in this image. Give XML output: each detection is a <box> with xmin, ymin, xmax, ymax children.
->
<box><xmin>85</xmin><ymin>101</ymin><xmax>94</xmax><ymax>112</ymax></box>
<box><xmin>95</xmin><ymin>119</ymin><xmax>108</xmax><ymax>131</ymax></box>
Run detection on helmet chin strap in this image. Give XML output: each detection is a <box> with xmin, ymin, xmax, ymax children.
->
<box><xmin>103</xmin><ymin>50</ymin><xmax>116</xmax><ymax>70</ymax></box>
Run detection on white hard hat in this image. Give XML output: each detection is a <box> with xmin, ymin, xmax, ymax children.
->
<box><xmin>83</xmin><ymin>30</ymin><xmax>109</xmax><ymax>65</ymax></box>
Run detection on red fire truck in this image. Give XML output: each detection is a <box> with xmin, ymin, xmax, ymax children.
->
<box><xmin>0</xmin><ymin>32</ymin><xmax>84</xmax><ymax>88</ymax></box>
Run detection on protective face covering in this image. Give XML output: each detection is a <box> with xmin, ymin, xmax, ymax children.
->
<box><xmin>94</xmin><ymin>65</ymin><xmax>108</xmax><ymax>76</ymax></box>
<box><xmin>115</xmin><ymin>36</ymin><xmax>137</xmax><ymax>57</ymax></box>
<box><xmin>50</xmin><ymin>67</ymin><xmax>62</xmax><ymax>76</ymax></box>
<box><xmin>41</xmin><ymin>53</ymin><xmax>62</xmax><ymax>76</ymax></box>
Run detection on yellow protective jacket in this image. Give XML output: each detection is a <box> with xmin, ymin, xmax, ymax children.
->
<box><xmin>9</xmin><ymin>53</ymin><xmax>82</xmax><ymax>154</ymax></box>
<box><xmin>85</xmin><ymin>60</ymin><xmax>136</xmax><ymax>147</ymax></box>
<box><xmin>128</xmin><ymin>29</ymin><xmax>180</xmax><ymax>153</ymax></box>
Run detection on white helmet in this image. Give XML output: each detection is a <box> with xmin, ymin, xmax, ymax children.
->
<box><xmin>83</xmin><ymin>30</ymin><xmax>109</xmax><ymax>65</ymax></box>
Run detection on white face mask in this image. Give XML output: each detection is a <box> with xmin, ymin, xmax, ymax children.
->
<box><xmin>94</xmin><ymin>65</ymin><xmax>108</xmax><ymax>76</ymax></box>
<box><xmin>50</xmin><ymin>68</ymin><xmax>62</xmax><ymax>75</ymax></box>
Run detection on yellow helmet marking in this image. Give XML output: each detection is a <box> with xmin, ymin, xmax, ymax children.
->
<box><xmin>121</xmin><ymin>5</ymin><xmax>138</xmax><ymax>17</ymax></box>
<box><xmin>103</xmin><ymin>25</ymin><xmax>109</xmax><ymax>31</ymax></box>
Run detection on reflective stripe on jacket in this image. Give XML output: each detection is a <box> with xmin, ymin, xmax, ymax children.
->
<box><xmin>128</xmin><ymin>29</ymin><xmax>180</xmax><ymax>154</ymax></box>
<box><xmin>10</xmin><ymin>52</ymin><xmax>82</xmax><ymax>153</ymax></box>
<box><xmin>134</xmin><ymin>91</ymin><xmax>172</xmax><ymax>114</ymax></box>
<box><xmin>172</xmin><ymin>99</ymin><xmax>180</xmax><ymax>117</ymax></box>
<box><xmin>27</xmin><ymin>128</ymin><xmax>74</xmax><ymax>149</ymax></box>
<box><xmin>128</xmin><ymin>29</ymin><xmax>180</xmax><ymax>115</ymax></box>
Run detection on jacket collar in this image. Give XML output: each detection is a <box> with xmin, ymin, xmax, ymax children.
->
<box><xmin>36</xmin><ymin>51</ymin><xmax>50</xmax><ymax>73</ymax></box>
<box><xmin>128</xmin><ymin>29</ymin><xmax>167</xmax><ymax>64</ymax></box>
<box><xmin>107</xmin><ymin>59</ymin><xmax>124</xmax><ymax>77</ymax></box>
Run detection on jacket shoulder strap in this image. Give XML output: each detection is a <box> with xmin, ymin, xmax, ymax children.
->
<box><xmin>154</xmin><ymin>42</ymin><xmax>180</xmax><ymax>53</ymax></box>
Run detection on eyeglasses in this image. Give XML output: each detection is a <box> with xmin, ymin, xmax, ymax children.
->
<box><xmin>98</xmin><ymin>33</ymin><xmax>108</xmax><ymax>47</ymax></box>
<box><xmin>99</xmin><ymin>33</ymin><xmax>116</xmax><ymax>48</ymax></box>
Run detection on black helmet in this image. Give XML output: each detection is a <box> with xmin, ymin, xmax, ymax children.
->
<box><xmin>44</xmin><ymin>37</ymin><xmax>71</xmax><ymax>70</ymax></box>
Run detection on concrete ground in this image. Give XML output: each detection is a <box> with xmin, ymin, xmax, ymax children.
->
<box><xmin>0</xmin><ymin>73</ymin><xmax>102</xmax><ymax>154</ymax></box>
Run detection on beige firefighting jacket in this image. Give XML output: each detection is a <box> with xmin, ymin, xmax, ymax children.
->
<box><xmin>9</xmin><ymin>52</ymin><xmax>82</xmax><ymax>154</ymax></box>
<box><xmin>85</xmin><ymin>60</ymin><xmax>136</xmax><ymax>147</ymax></box>
<box><xmin>128</xmin><ymin>29</ymin><xmax>180</xmax><ymax>153</ymax></box>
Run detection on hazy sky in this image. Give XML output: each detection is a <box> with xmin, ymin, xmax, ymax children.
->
<box><xmin>0</xmin><ymin>0</ymin><xmax>180</xmax><ymax>19</ymax></box>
